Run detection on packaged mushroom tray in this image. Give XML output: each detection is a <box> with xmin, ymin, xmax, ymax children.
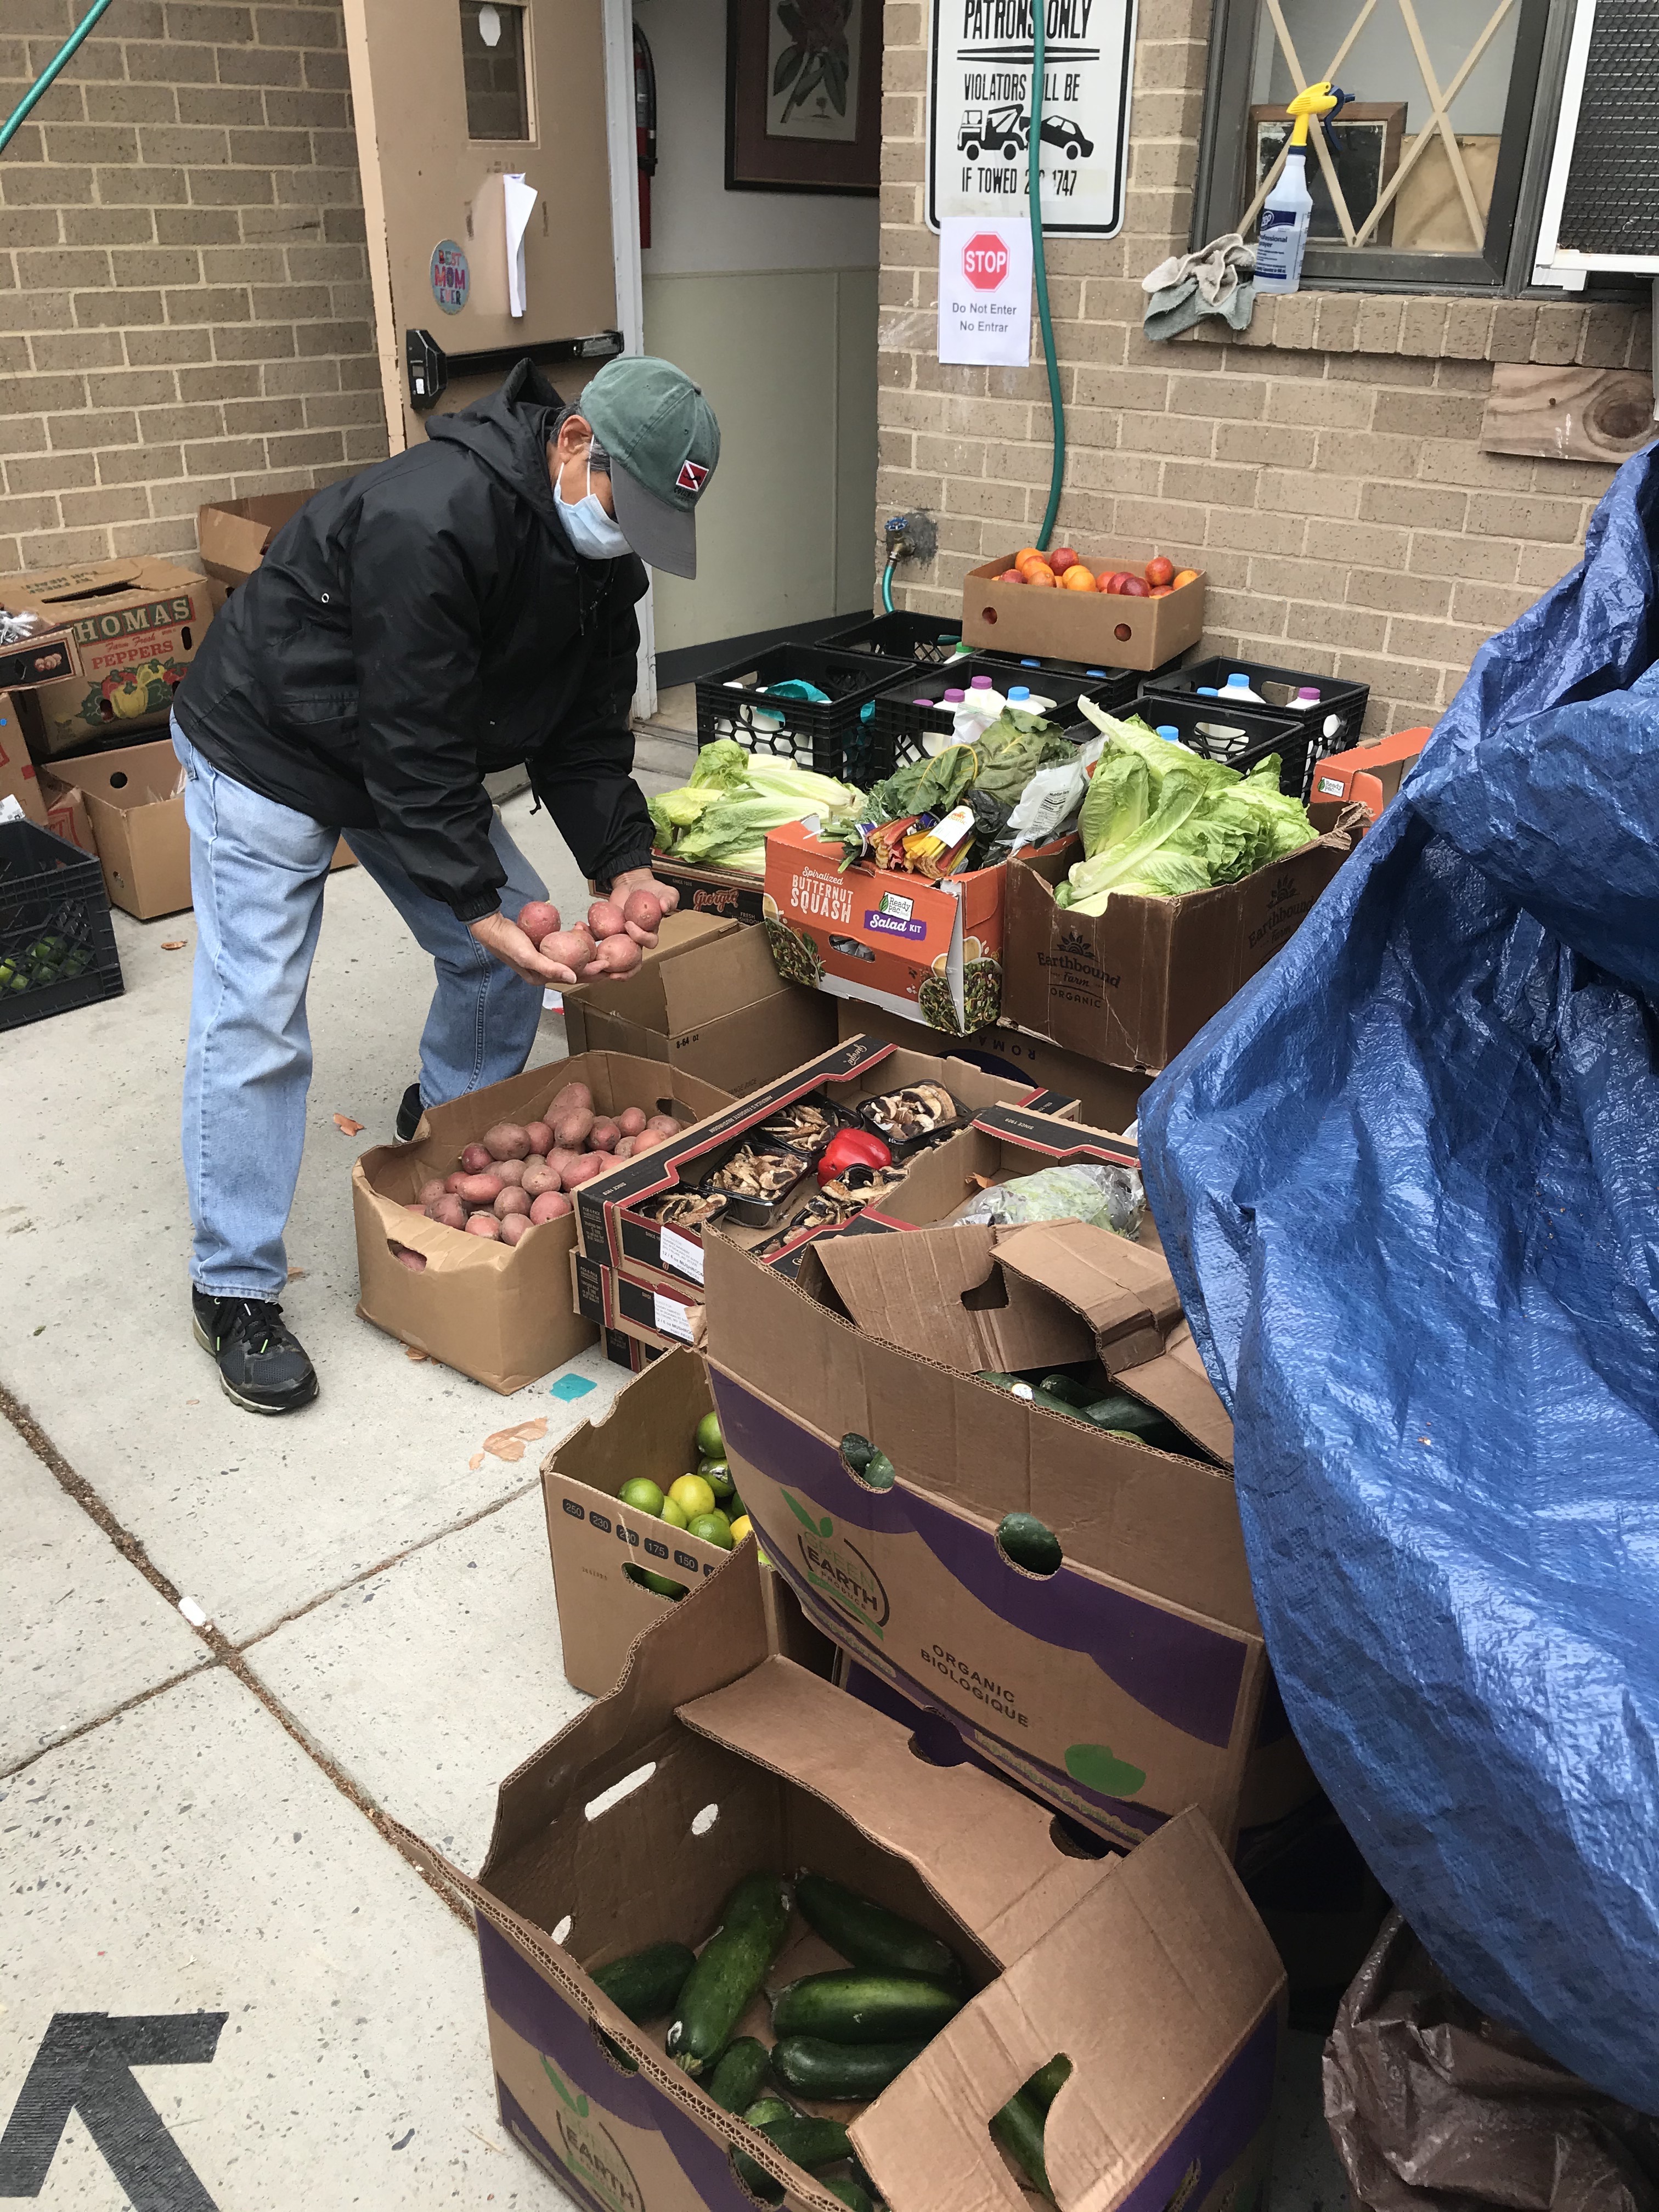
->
<box><xmin>571</xmin><ymin>1034</ymin><xmax>1071</xmax><ymax>1295</ymax></box>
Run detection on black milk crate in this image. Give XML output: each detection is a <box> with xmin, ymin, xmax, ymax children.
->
<box><xmin>0</xmin><ymin>816</ymin><xmax>123</xmax><ymax>1031</ymax></box>
<box><xmin>872</xmin><ymin>653</ymin><xmax>1109</xmax><ymax>769</ymax></box>
<box><xmin>1131</xmin><ymin>693</ymin><xmax>1310</xmax><ymax>797</ymax></box>
<box><xmin>1139</xmin><ymin>658</ymin><xmax>1368</xmax><ymax>795</ymax></box>
<box><xmin>983</xmin><ymin>647</ymin><xmax>1189</xmax><ymax>714</ymax></box>
<box><xmin>819</xmin><ymin>611</ymin><xmax>966</xmax><ymax>665</ymax></box>
<box><xmin>695</xmin><ymin>642</ymin><xmax>913</xmax><ymax>786</ymax></box>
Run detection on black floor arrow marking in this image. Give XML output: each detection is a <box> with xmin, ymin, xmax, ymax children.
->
<box><xmin>0</xmin><ymin>2012</ymin><xmax>227</xmax><ymax>2208</ymax></box>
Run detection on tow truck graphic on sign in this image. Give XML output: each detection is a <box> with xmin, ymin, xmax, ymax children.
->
<box><xmin>927</xmin><ymin>0</ymin><xmax>1136</xmax><ymax>236</ymax></box>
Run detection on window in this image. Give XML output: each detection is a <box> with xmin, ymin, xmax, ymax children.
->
<box><xmin>1193</xmin><ymin>0</ymin><xmax>1572</xmax><ymax>293</ymax></box>
<box><xmin>461</xmin><ymin>0</ymin><xmax>531</xmax><ymax>142</ymax></box>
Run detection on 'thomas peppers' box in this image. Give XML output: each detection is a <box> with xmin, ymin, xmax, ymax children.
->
<box><xmin>4</xmin><ymin>556</ymin><xmax>223</xmax><ymax>758</ymax></box>
<box><xmin>562</xmin><ymin>908</ymin><xmax>838</xmax><ymax>1097</ymax></box>
<box><xmin>1002</xmin><ymin>801</ymin><xmax>1367</xmax><ymax>1072</ymax></box>
<box><xmin>353</xmin><ymin>1053</ymin><xmax>732</xmax><ymax>1393</ymax></box>
<box><xmin>574</xmin><ymin>1032</ymin><xmax>1076</xmax><ymax>1295</ymax></box>
<box><xmin>703</xmin><ymin>1211</ymin><xmax>1286</xmax><ymax>1854</ymax></box>
<box><xmin>763</xmin><ymin>817</ymin><xmax>1025</xmax><ymax>1034</ymax></box>
<box><xmin>396</xmin><ymin>1548</ymin><xmax>1286</xmax><ymax>2212</ymax></box>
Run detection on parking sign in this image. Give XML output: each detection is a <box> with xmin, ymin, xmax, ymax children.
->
<box><xmin>926</xmin><ymin>0</ymin><xmax>1137</xmax><ymax>237</ymax></box>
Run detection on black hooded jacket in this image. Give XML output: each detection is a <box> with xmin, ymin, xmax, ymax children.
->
<box><xmin>174</xmin><ymin>362</ymin><xmax>654</xmax><ymax>922</ymax></box>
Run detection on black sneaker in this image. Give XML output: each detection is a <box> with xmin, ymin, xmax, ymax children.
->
<box><xmin>395</xmin><ymin>1080</ymin><xmax>424</xmax><ymax>1143</ymax></box>
<box><xmin>191</xmin><ymin>1291</ymin><xmax>319</xmax><ymax>1415</ymax></box>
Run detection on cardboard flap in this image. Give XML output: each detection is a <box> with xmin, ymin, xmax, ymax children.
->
<box><xmin>815</xmin><ymin>1221</ymin><xmax>1094</xmax><ymax>1375</ymax></box>
<box><xmin>851</xmin><ymin>1809</ymin><xmax>1285</xmax><ymax>2212</ymax></box>
<box><xmin>677</xmin><ymin>1657</ymin><xmax>1106</xmax><ymax>1965</ymax></box>
<box><xmin>992</xmin><ymin>1221</ymin><xmax>1180</xmax><ymax>1375</ymax></box>
<box><xmin>660</xmin><ymin>917</ymin><xmax>782</xmax><ymax>1030</ymax></box>
<box><xmin>1116</xmin><ymin>1324</ymin><xmax>1235</xmax><ymax>1466</ymax></box>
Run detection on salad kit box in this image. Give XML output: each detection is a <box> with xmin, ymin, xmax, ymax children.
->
<box><xmin>1003</xmin><ymin>799</ymin><xmax>1368</xmax><ymax>1073</ymax></box>
<box><xmin>763</xmin><ymin>818</ymin><xmax>1036</xmax><ymax>1036</ymax></box>
<box><xmin>702</xmin><ymin>1178</ymin><xmax>1321</xmax><ymax>1853</ymax></box>
<box><xmin>393</xmin><ymin>1548</ymin><xmax>1286</xmax><ymax>2212</ymax></box>
<box><xmin>573</xmin><ymin>1034</ymin><xmax>1074</xmax><ymax>1296</ymax></box>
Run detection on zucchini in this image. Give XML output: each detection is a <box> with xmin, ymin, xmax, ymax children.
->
<box><xmin>667</xmin><ymin>1872</ymin><xmax>793</xmax><ymax>2075</ymax></box>
<box><xmin>991</xmin><ymin>2086</ymin><xmax>1053</xmax><ymax>2203</ymax></box>
<box><xmin>1024</xmin><ymin>2054</ymin><xmax>1073</xmax><ymax>2112</ymax></box>
<box><xmin>591</xmin><ymin>1940</ymin><xmax>697</xmax><ymax>2024</ymax></box>
<box><xmin>795</xmin><ymin>1873</ymin><xmax>962</xmax><ymax>1986</ymax></box>
<box><xmin>754</xmin><ymin>2110</ymin><xmax>855</xmax><ymax>2170</ymax></box>
<box><xmin>743</xmin><ymin>2097</ymin><xmax>795</xmax><ymax>2129</ymax></box>
<box><xmin>771</xmin><ymin>2033</ymin><xmax>928</xmax><ymax>2101</ymax></box>
<box><xmin>1037</xmin><ymin>1374</ymin><xmax>1096</xmax><ymax>1408</ymax></box>
<box><xmin>772</xmin><ymin>1970</ymin><xmax>963</xmax><ymax>2045</ymax></box>
<box><xmin>996</xmin><ymin>1512</ymin><xmax>1063</xmax><ymax>1576</ymax></box>
<box><xmin>1083</xmin><ymin>1392</ymin><xmax>1192</xmax><ymax>1454</ymax></box>
<box><xmin>841</xmin><ymin>1433</ymin><xmax>895</xmax><ymax>1489</ymax></box>
<box><xmin>823</xmin><ymin>2183</ymin><xmax>877</xmax><ymax>2212</ymax></box>
<box><xmin>707</xmin><ymin>2036</ymin><xmax>773</xmax><ymax>2115</ymax></box>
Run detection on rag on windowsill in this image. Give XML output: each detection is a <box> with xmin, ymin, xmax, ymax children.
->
<box><xmin>1141</xmin><ymin>233</ymin><xmax>1256</xmax><ymax>342</ymax></box>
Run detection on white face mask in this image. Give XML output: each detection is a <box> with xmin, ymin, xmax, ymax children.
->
<box><xmin>557</xmin><ymin>452</ymin><xmax>631</xmax><ymax>561</ymax></box>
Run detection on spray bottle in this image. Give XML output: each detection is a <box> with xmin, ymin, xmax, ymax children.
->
<box><xmin>1255</xmin><ymin>82</ymin><xmax>1342</xmax><ymax>296</ymax></box>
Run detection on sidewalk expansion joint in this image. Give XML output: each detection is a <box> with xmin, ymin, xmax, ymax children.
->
<box><xmin>1</xmin><ymin>1379</ymin><xmax>474</xmax><ymax>1931</ymax></box>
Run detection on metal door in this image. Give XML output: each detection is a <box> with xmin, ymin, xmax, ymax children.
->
<box><xmin>343</xmin><ymin>0</ymin><xmax>625</xmax><ymax>451</ymax></box>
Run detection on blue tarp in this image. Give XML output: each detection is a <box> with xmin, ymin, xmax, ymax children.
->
<box><xmin>1141</xmin><ymin>445</ymin><xmax>1659</xmax><ymax>2112</ymax></box>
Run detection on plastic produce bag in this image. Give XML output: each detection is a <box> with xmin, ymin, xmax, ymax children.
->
<box><xmin>1325</xmin><ymin>1913</ymin><xmax>1659</xmax><ymax>2212</ymax></box>
<box><xmin>998</xmin><ymin>734</ymin><xmax>1104</xmax><ymax>856</ymax></box>
<box><xmin>953</xmin><ymin>1161</ymin><xmax>1145</xmax><ymax>1239</ymax></box>
<box><xmin>1139</xmin><ymin>445</ymin><xmax>1659</xmax><ymax>2111</ymax></box>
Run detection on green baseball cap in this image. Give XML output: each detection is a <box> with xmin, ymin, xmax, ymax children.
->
<box><xmin>580</xmin><ymin>355</ymin><xmax>720</xmax><ymax>579</ymax></box>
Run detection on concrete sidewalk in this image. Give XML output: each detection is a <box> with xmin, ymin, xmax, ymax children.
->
<box><xmin>0</xmin><ymin>782</ymin><xmax>1350</xmax><ymax>2210</ymax></box>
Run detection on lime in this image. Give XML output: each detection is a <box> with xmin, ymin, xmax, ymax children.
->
<box><xmin>695</xmin><ymin>1412</ymin><xmax>724</xmax><ymax>1460</ymax></box>
<box><xmin>669</xmin><ymin>1473</ymin><xmax>716</xmax><ymax>1521</ymax></box>
<box><xmin>618</xmin><ymin>1477</ymin><xmax>664</xmax><ymax>1517</ymax></box>
<box><xmin>660</xmin><ymin>1497</ymin><xmax>689</xmax><ymax>1530</ymax></box>
<box><xmin>698</xmin><ymin>1457</ymin><xmax>734</xmax><ymax>1501</ymax></box>
<box><xmin>626</xmin><ymin>1564</ymin><xmax>685</xmax><ymax>1600</ymax></box>
<box><xmin>729</xmin><ymin>1515</ymin><xmax>753</xmax><ymax>1544</ymax></box>
<box><xmin>688</xmin><ymin>1510</ymin><xmax>733</xmax><ymax>1551</ymax></box>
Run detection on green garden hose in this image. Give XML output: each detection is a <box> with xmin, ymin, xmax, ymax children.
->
<box><xmin>1028</xmin><ymin>0</ymin><xmax>1066</xmax><ymax>552</ymax></box>
<box><xmin>0</xmin><ymin>0</ymin><xmax>120</xmax><ymax>156</ymax></box>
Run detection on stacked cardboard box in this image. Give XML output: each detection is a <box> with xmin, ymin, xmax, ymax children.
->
<box><xmin>399</xmin><ymin>1546</ymin><xmax>1288</xmax><ymax>2212</ymax></box>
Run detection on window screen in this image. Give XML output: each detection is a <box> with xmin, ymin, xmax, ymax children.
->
<box><xmin>461</xmin><ymin>1</ymin><xmax>530</xmax><ymax>142</ymax></box>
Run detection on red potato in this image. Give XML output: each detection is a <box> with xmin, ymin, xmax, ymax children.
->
<box><xmin>543</xmin><ymin>1147</ymin><xmax>581</xmax><ymax>1182</ymax></box>
<box><xmin>516</xmin><ymin>899</ymin><xmax>561</xmax><ymax>946</ymax></box>
<box><xmin>464</xmin><ymin>1213</ymin><xmax>502</xmax><ymax>1239</ymax></box>
<box><xmin>482</xmin><ymin>1121</ymin><xmax>531</xmax><ymax>1162</ymax></box>
<box><xmin>457</xmin><ymin>1172</ymin><xmax>505</xmax><ymax>1206</ymax></box>
<box><xmin>581</xmin><ymin>935</ymin><xmax>641</xmax><ymax>981</ymax></box>
<box><xmin>521</xmin><ymin>1161</ymin><xmax>562</xmax><ymax>1197</ymax></box>
<box><xmin>524</xmin><ymin>1120</ymin><xmax>553</xmax><ymax>1155</ymax></box>
<box><xmin>460</xmin><ymin>1143</ymin><xmax>493</xmax><ymax>1175</ymax></box>
<box><xmin>587</xmin><ymin>900</ymin><xmax>627</xmax><ymax>939</ymax></box>
<box><xmin>494</xmin><ymin>1186</ymin><xmax>531</xmax><ymax>1220</ymax></box>
<box><xmin>493</xmin><ymin>1157</ymin><xmax>527</xmax><ymax>1188</ymax></box>
<box><xmin>549</xmin><ymin>1081</ymin><xmax>594</xmax><ymax>1115</ymax></box>
<box><xmin>403</xmin><ymin>1201</ymin><xmax>427</xmax><ymax>1214</ymax></box>
<box><xmin>392</xmin><ymin>1242</ymin><xmax>427</xmax><ymax>1272</ymax></box>
<box><xmin>588</xmin><ymin>1116</ymin><xmax>620</xmax><ymax>1152</ymax></box>
<box><xmin>540</xmin><ymin>927</ymin><xmax>596</xmax><ymax>975</ymax></box>
<box><xmin>612</xmin><ymin>1135</ymin><xmax>635</xmax><ymax>1159</ymax></box>
<box><xmin>499</xmin><ymin>1211</ymin><xmax>532</xmax><ymax>1245</ymax></box>
<box><xmin>645</xmin><ymin>1114</ymin><xmax>681</xmax><ymax>1137</ymax></box>
<box><xmin>425</xmin><ymin>1195</ymin><xmax>467</xmax><ymax>1230</ymax></box>
<box><xmin>417</xmin><ymin>1177</ymin><xmax>448</xmax><ymax>1207</ymax></box>
<box><xmin>560</xmin><ymin>1153</ymin><xmax>608</xmax><ymax>1188</ymax></box>
<box><xmin>528</xmin><ymin>1189</ymin><xmax>573</xmax><ymax>1224</ymax></box>
<box><xmin>551</xmin><ymin>1107</ymin><xmax>594</xmax><ymax>1150</ymax></box>
<box><xmin>444</xmin><ymin>1170</ymin><xmax>469</xmax><ymax>1195</ymax></box>
<box><xmin>622</xmin><ymin>887</ymin><xmax>663</xmax><ymax>937</ymax></box>
<box><xmin>617</xmin><ymin>1105</ymin><xmax>647</xmax><ymax>1138</ymax></box>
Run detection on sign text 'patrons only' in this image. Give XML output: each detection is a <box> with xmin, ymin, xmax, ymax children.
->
<box><xmin>926</xmin><ymin>0</ymin><xmax>1137</xmax><ymax>236</ymax></box>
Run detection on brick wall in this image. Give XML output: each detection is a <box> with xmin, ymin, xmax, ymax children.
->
<box><xmin>0</xmin><ymin>0</ymin><xmax>386</xmax><ymax>578</ymax></box>
<box><xmin>876</xmin><ymin>0</ymin><xmax>1650</xmax><ymax>735</ymax></box>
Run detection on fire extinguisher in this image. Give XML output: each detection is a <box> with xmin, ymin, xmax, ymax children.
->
<box><xmin>634</xmin><ymin>22</ymin><xmax>657</xmax><ymax>250</ymax></box>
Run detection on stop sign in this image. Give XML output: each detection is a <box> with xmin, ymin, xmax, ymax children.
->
<box><xmin>962</xmin><ymin>232</ymin><xmax>1009</xmax><ymax>289</ymax></box>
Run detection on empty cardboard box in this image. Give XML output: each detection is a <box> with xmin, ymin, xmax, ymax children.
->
<box><xmin>196</xmin><ymin>491</ymin><xmax>314</xmax><ymax>589</ymax></box>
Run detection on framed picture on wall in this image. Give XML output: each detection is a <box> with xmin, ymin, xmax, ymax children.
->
<box><xmin>1251</xmin><ymin>103</ymin><xmax>1406</xmax><ymax>244</ymax></box>
<box><xmin>726</xmin><ymin>0</ymin><xmax>882</xmax><ymax>194</ymax></box>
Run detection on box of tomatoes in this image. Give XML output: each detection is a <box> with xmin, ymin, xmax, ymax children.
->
<box><xmin>961</xmin><ymin>545</ymin><xmax>1205</xmax><ymax>670</ymax></box>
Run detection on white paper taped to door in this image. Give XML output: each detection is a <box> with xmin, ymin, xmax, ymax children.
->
<box><xmin>504</xmin><ymin>172</ymin><xmax>538</xmax><ymax>317</ymax></box>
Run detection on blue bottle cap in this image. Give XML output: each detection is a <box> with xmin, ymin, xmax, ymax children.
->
<box><xmin>1197</xmin><ymin>685</ymin><xmax>1218</xmax><ymax>696</ymax></box>
<box><xmin>1156</xmin><ymin>725</ymin><xmax>1182</xmax><ymax>743</ymax></box>
<box><xmin>1086</xmin><ymin>668</ymin><xmax>1107</xmax><ymax>677</ymax></box>
<box><xmin>1007</xmin><ymin>686</ymin><xmax>1030</xmax><ymax>702</ymax></box>
<box><xmin>1224</xmin><ymin>672</ymin><xmax>1252</xmax><ymax>689</ymax></box>
<box><xmin>1019</xmin><ymin>657</ymin><xmax>1039</xmax><ymax>667</ymax></box>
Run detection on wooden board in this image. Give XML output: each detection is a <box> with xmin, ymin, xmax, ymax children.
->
<box><xmin>342</xmin><ymin>0</ymin><xmax>618</xmax><ymax>452</ymax></box>
<box><xmin>1479</xmin><ymin>364</ymin><xmax>1657</xmax><ymax>464</ymax></box>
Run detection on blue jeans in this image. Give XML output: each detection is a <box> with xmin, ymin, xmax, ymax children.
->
<box><xmin>173</xmin><ymin>720</ymin><xmax>547</xmax><ymax>1300</ymax></box>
